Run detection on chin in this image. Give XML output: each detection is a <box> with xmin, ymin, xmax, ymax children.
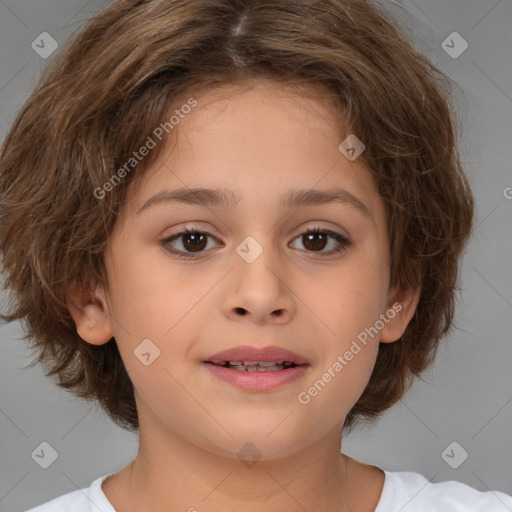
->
<box><xmin>198</xmin><ymin>433</ymin><xmax>306</xmax><ymax>463</ymax></box>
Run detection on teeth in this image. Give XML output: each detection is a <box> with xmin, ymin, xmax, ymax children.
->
<box><xmin>241</xmin><ymin>364</ymin><xmax>285</xmax><ymax>372</ymax></box>
<box><xmin>244</xmin><ymin>360</ymin><xmax>284</xmax><ymax>366</ymax></box>
<box><xmin>216</xmin><ymin>360</ymin><xmax>297</xmax><ymax>371</ymax></box>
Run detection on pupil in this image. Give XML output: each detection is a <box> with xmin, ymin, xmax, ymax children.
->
<box><xmin>183</xmin><ymin>233</ymin><xmax>207</xmax><ymax>252</ymax></box>
<box><xmin>304</xmin><ymin>233</ymin><xmax>326</xmax><ymax>251</ymax></box>
<box><xmin>182</xmin><ymin>232</ymin><xmax>327</xmax><ymax>252</ymax></box>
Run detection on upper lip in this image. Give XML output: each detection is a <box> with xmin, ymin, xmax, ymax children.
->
<box><xmin>204</xmin><ymin>345</ymin><xmax>309</xmax><ymax>365</ymax></box>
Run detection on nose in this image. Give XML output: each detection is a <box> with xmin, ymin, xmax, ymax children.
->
<box><xmin>221</xmin><ymin>241</ymin><xmax>296</xmax><ymax>325</ymax></box>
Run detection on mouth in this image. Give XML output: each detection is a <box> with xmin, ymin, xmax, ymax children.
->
<box><xmin>204</xmin><ymin>345</ymin><xmax>309</xmax><ymax>369</ymax></box>
<box><xmin>202</xmin><ymin>345</ymin><xmax>310</xmax><ymax>391</ymax></box>
<box><xmin>204</xmin><ymin>360</ymin><xmax>301</xmax><ymax>371</ymax></box>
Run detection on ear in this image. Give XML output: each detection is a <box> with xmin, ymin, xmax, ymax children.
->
<box><xmin>66</xmin><ymin>278</ymin><xmax>114</xmax><ymax>346</ymax></box>
<box><xmin>379</xmin><ymin>284</ymin><xmax>421</xmax><ymax>343</ymax></box>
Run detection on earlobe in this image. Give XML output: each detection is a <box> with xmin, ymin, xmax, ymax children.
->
<box><xmin>379</xmin><ymin>285</ymin><xmax>421</xmax><ymax>343</ymax></box>
<box><xmin>66</xmin><ymin>279</ymin><xmax>114</xmax><ymax>346</ymax></box>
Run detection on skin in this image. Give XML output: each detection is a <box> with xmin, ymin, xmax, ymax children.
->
<box><xmin>68</xmin><ymin>78</ymin><xmax>420</xmax><ymax>512</ymax></box>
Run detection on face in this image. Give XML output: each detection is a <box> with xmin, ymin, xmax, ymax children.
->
<box><xmin>75</xmin><ymin>79</ymin><xmax>412</xmax><ymax>462</ymax></box>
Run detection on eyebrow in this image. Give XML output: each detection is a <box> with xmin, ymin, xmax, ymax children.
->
<box><xmin>136</xmin><ymin>186</ymin><xmax>372</xmax><ymax>219</ymax></box>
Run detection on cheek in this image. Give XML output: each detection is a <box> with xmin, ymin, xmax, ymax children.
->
<box><xmin>106</xmin><ymin>245</ymin><xmax>195</xmax><ymax>333</ymax></box>
<box><xmin>305</xmin><ymin>253</ymin><xmax>386</xmax><ymax>395</ymax></box>
<box><xmin>317</xmin><ymin>257</ymin><xmax>388</xmax><ymax>340</ymax></box>
<box><xmin>105</xmin><ymin>246</ymin><xmax>211</xmax><ymax>372</ymax></box>
<box><xmin>294</xmin><ymin>350</ymin><xmax>378</xmax><ymax>439</ymax></box>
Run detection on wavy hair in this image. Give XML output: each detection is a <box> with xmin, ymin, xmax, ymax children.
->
<box><xmin>0</xmin><ymin>0</ymin><xmax>474</xmax><ymax>433</ymax></box>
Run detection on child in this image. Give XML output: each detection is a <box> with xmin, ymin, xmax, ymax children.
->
<box><xmin>1</xmin><ymin>0</ymin><xmax>510</xmax><ymax>510</ymax></box>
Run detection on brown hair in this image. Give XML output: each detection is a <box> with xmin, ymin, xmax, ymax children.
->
<box><xmin>0</xmin><ymin>0</ymin><xmax>474</xmax><ymax>433</ymax></box>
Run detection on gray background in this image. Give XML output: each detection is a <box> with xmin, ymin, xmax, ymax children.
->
<box><xmin>0</xmin><ymin>0</ymin><xmax>511</xmax><ymax>510</ymax></box>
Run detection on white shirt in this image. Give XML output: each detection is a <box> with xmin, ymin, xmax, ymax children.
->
<box><xmin>24</xmin><ymin>468</ymin><xmax>512</xmax><ymax>511</ymax></box>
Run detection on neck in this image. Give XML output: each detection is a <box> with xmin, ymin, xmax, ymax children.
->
<box><xmin>103</xmin><ymin>419</ymin><xmax>354</xmax><ymax>511</ymax></box>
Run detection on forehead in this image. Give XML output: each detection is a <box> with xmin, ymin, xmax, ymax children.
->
<box><xmin>176</xmin><ymin>77</ymin><xmax>341</xmax><ymax>120</ymax></box>
<box><xmin>125</xmin><ymin>79</ymin><xmax>385</xmax><ymax>227</ymax></box>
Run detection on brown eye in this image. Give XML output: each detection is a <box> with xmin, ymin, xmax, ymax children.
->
<box><xmin>180</xmin><ymin>231</ymin><xmax>208</xmax><ymax>252</ymax></box>
<box><xmin>161</xmin><ymin>228</ymin><xmax>220</xmax><ymax>257</ymax></box>
<box><xmin>161</xmin><ymin>226</ymin><xmax>351</xmax><ymax>259</ymax></box>
<box><xmin>290</xmin><ymin>227</ymin><xmax>351</xmax><ymax>255</ymax></box>
<box><xmin>301</xmin><ymin>231</ymin><xmax>328</xmax><ymax>251</ymax></box>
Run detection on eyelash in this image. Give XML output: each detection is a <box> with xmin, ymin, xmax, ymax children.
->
<box><xmin>160</xmin><ymin>225</ymin><xmax>351</xmax><ymax>258</ymax></box>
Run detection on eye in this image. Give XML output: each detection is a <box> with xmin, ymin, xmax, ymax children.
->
<box><xmin>161</xmin><ymin>226</ymin><xmax>221</xmax><ymax>258</ymax></box>
<box><xmin>160</xmin><ymin>225</ymin><xmax>351</xmax><ymax>258</ymax></box>
<box><xmin>290</xmin><ymin>226</ymin><xmax>351</xmax><ymax>256</ymax></box>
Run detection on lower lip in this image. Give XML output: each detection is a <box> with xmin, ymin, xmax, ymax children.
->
<box><xmin>202</xmin><ymin>363</ymin><xmax>309</xmax><ymax>391</ymax></box>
